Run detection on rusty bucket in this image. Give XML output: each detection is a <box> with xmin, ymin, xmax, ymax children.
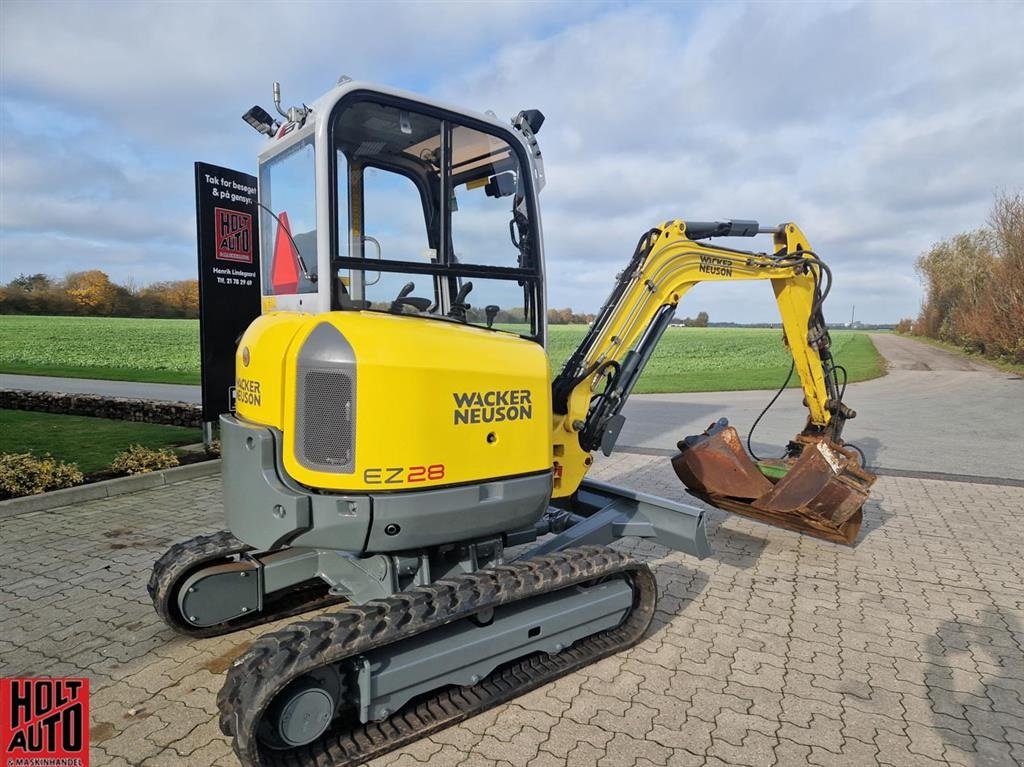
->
<box><xmin>671</xmin><ymin>419</ymin><xmax>876</xmax><ymax>545</ymax></box>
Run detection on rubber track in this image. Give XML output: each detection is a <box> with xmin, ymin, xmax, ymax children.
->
<box><xmin>218</xmin><ymin>545</ymin><xmax>657</xmax><ymax>767</ymax></box>
<box><xmin>148</xmin><ymin>531</ymin><xmax>346</xmax><ymax>639</ymax></box>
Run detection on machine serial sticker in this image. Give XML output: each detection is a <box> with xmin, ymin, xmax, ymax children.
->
<box><xmin>453</xmin><ymin>390</ymin><xmax>533</xmax><ymax>425</ymax></box>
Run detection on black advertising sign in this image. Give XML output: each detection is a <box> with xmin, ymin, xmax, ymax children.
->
<box><xmin>195</xmin><ymin>162</ymin><xmax>262</xmax><ymax>422</ymax></box>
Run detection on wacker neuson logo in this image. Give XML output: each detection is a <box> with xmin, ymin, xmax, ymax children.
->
<box><xmin>698</xmin><ymin>253</ymin><xmax>733</xmax><ymax>277</ymax></box>
<box><xmin>453</xmin><ymin>390</ymin><xmax>533</xmax><ymax>425</ymax></box>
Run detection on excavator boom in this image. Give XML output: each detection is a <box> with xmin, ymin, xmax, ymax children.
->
<box><xmin>551</xmin><ymin>219</ymin><xmax>876</xmax><ymax>543</ymax></box>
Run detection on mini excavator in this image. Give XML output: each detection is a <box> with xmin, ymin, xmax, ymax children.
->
<box><xmin>150</xmin><ymin>80</ymin><xmax>875</xmax><ymax>766</ymax></box>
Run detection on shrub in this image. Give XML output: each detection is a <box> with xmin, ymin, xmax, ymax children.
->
<box><xmin>894</xmin><ymin>318</ymin><xmax>914</xmax><ymax>334</ymax></box>
<box><xmin>915</xmin><ymin>191</ymin><xmax>1024</xmax><ymax>364</ymax></box>
<box><xmin>110</xmin><ymin>445</ymin><xmax>179</xmax><ymax>475</ymax></box>
<box><xmin>204</xmin><ymin>439</ymin><xmax>221</xmax><ymax>458</ymax></box>
<box><xmin>0</xmin><ymin>453</ymin><xmax>84</xmax><ymax>499</ymax></box>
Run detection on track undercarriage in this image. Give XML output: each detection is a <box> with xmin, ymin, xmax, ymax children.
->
<box><xmin>218</xmin><ymin>547</ymin><xmax>654</xmax><ymax>767</ymax></box>
<box><xmin>150</xmin><ymin>480</ymin><xmax>709</xmax><ymax>767</ymax></box>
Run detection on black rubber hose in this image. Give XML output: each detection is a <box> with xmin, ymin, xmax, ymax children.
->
<box><xmin>746</xmin><ymin>361</ymin><xmax>795</xmax><ymax>461</ymax></box>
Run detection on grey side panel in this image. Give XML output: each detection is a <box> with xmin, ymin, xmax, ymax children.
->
<box><xmin>357</xmin><ymin>578</ymin><xmax>632</xmax><ymax>722</ymax></box>
<box><xmin>366</xmin><ymin>472</ymin><xmax>552</xmax><ymax>552</ymax></box>
<box><xmin>295</xmin><ymin>322</ymin><xmax>357</xmax><ymax>474</ymax></box>
<box><xmin>221</xmin><ymin>414</ymin><xmax>312</xmax><ymax>550</ymax></box>
<box><xmin>287</xmin><ymin>494</ymin><xmax>373</xmax><ymax>553</ymax></box>
<box><xmin>258</xmin><ymin>548</ymin><xmax>321</xmax><ymax>593</ymax></box>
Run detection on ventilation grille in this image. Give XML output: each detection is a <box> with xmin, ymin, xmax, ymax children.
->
<box><xmin>302</xmin><ymin>370</ymin><xmax>354</xmax><ymax>471</ymax></box>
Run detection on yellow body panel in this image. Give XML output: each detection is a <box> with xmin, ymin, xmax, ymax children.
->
<box><xmin>237</xmin><ymin>221</ymin><xmax>831</xmax><ymax>504</ymax></box>
<box><xmin>234</xmin><ymin>312</ymin><xmax>309</xmax><ymax>430</ymax></box>
<box><xmin>235</xmin><ymin>311</ymin><xmax>552</xmax><ymax>492</ymax></box>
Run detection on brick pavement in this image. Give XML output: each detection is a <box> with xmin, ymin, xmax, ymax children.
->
<box><xmin>1</xmin><ymin>453</ymin><xmax>1022</xmax><ymax>767</ymax></box>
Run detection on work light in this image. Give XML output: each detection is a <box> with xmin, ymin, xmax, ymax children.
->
<box><xmin>242</xmin><ymin>105</ymin><xmax>277</xmax><ymax>136</ymax></box>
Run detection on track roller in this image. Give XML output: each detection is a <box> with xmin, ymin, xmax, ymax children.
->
<box><xmin>148</xmin><ymin>531</ymin><xmax>345</xmax><ymax>638</ymax></box>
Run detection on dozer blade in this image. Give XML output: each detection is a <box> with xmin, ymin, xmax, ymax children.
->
<box><xmin>671</xmin><ymin>419</ymin><xmax>876</xmax><ymax>545</ymax></box>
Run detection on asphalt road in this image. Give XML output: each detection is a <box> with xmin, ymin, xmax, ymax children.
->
<box><xmin>3</xmin><ymin>333</ymin><xmax>1022</xmax><ymax>479</ymax></box>
<box><xmin>0</xmin><ymin>373</ymin><xmax>202</xmax><ymax>404</ymax></box>
<box><xmin>617</xmin><ymin>333</ymin><xmax>1024</xmax><ymax>481</ymax></box>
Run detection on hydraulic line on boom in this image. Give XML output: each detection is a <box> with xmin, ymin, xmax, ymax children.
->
<box><xmin>550</xmin><ymin>219</ymin><xmax>876</xmax><ymax>544</ymax></box>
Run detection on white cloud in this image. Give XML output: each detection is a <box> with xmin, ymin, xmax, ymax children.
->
<box><xmin>441</xmin><ymin>1</ymin><xmax>1024</xmax><ymax>321</ymax></box>
<box><xmin>2</xmin><ymin>0</ymin><xmax>1022</xmax><ymax>323</ymax></box>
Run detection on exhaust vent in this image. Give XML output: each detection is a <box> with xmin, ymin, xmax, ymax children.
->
<box><xmin>301</xmin><ymin>370</ymin><xmax>354</xmax><ymax>471</ymax></box>
<box><xmin>295</xmin><ymin>322</ymin><xmax>357</xmax><ymax>473</ymax></box>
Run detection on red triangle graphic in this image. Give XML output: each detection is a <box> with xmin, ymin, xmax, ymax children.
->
<box><xmin>271</xmin><ymin>211</ymin><xmax>300</xmax><ymax>294</ymax></box>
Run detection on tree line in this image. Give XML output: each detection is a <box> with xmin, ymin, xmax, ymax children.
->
<box><xmin>0</xmin><ymin>271</ymin><xmax>199</xmax><ymax>318</ymax></box>
<box><xmin>897</xmin><ymin>192</ymin><xmax>1023</xmax><ymax>365</ymax></box>
<box><xmin>0</xmin><ymin>271</ymin><xmax>713</xmax><ymax>328</ymax></box>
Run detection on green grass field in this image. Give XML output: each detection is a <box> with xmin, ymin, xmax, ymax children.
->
<box><xmin>0</xmin><ymin>409</ymin><xmax>201</xmax><ymax>474</ymax></box>
<box><xmin>0</xmin><ymin>315</ymin><xmax>201</xmax><ymax>384</ymax></box>
<box><xmin>546</xmin><ymin>326</ymin><xmax>884</xmax><ymax>393</ymax></box>
<box><xmin>0</xmin><ymin>316</ymin><xmax>884</xmax><ymax>393</ymax></box>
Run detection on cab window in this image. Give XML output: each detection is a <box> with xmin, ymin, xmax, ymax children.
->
<box><xmin>361</xmin><ymin>166</ymin><xmax>436</xmax><ymax>310</ymax></box>
<box><xmin>449</xmin><ymin>125</ymin><xmax>527</xmax><ymax>270</ymax></box>
<box><xmin>330</xmin><ymin>96</ymin><xmax>540</xmax><ymax>338</ymax></box>
<box><xmin>258</xmin><ymin>136</ymin><xmax>318</xmax><ymax>295</ymax></box>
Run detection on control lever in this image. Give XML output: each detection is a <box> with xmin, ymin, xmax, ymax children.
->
<box><xmin>389</xmin><ymin>282</ymin><xmax>432</xmax><ymax>314</ymax></box>
<box><xmin>485</xmin><ymin>305</ymin><xmax>500</xmax><ymax>328</ymax></box>
<box><xmin>448</xmin><ymin>281</ymin><xmax>473</xmax><ymax>321</ymax></box>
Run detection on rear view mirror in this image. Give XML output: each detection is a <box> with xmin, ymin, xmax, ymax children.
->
<box><xmin>485</xmin><ymin>171</ymin><xmax>517</xmax><ymax>199</ymax></box>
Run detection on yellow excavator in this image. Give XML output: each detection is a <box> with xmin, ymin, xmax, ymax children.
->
<box><xmin>150</xmin><ymin>80</ymin><xmax>875</xmax><ymax>766</ymax></box>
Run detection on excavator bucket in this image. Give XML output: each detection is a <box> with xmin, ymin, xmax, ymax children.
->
<box><xmin>671</xmin><ymin>419</ymin><xmax>876</xmax><ymax>545</ymax></box>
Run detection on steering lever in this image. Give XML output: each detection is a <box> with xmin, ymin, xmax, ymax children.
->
<box><xmin>448</xmin><ymin>281</ymin><xmax>474</xmax><ymax>321</ymax></box>
<box><xmin>389</xmin><ymin>282</ymin><xmax>432</xmax><ymax>314</ymax></box>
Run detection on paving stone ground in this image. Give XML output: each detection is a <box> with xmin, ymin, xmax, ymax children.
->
<box><xmin>2</xmin><ymin>454</ymin><xmax>1022</xmax><ymax>767</ymax></box>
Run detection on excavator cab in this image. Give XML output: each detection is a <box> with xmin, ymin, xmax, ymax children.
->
<box><xmin>255</xmin><ymin>85</ymin><xmax>547</xmax><ymax>345</ymax></box>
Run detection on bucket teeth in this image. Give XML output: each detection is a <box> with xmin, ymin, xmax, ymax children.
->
<box><xmin>671</xmin><ymin>419</ymin><xmax>876</xmax><ymax>545</ymax></box>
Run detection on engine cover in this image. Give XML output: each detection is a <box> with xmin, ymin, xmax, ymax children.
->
<box><xmin>234</xmin><ymin>311</ymin><xmax>552</xmax><ymax>493</ymax></box>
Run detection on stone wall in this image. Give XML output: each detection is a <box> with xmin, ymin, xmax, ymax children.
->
<box><xmin>1</xmin><ymin>389</ymin><xmax>202</xmax><ymax>427</ymax></box>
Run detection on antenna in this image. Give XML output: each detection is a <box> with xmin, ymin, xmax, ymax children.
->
<box><xmin>272</xmin><ymin>82</ymin><xmax>287</xmax><ymax>118</ymax></box>
<box><xmin>271</xmin><ymin>82</ymin><xmax>309</xmax><ymax>124</ymax></box>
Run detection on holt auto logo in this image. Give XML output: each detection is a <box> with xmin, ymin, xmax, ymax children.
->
<box><xmin>1</xmin><ymin>678</ymin><xmax>89</xmax><ymax>767</ymax></box>
<box><xmin>214</xmin><ymin>207</ymin><xmax>253</xmax><ymax>264</ymax></box>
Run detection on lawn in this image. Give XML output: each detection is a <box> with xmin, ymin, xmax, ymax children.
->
<box><xmin>0</xmin><ymin>315</ymin><xmax>200</xmax><ymax>384</ymax></box>
<box><xmin>545</xmin><ymin>326</ymin><xmax>885</xmax><ymax>393</ymax></box>
<box><xmin>0</xmin><ymin>409</ymin><xmax>201</xmax><ymax>474</ymax></box>
<box><xmin>0</xmin><ymin>316</ymin><xmax>884</xmax><ymax>393</ymax></box>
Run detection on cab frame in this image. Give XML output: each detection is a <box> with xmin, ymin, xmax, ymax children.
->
<box><xmin>255</xmin><ymin>81</ymin><xmax>548</xmax><ymax>345</ymax></box>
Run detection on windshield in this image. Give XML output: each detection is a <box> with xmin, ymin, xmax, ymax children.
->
<box><xmin>331</xmin><ymin>98</ymin><xmax>540</xmax><ymax>339</ymax></box>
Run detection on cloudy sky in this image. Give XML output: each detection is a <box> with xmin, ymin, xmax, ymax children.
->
<box><xmin>2</xmin><ymin>0</ymin><xmax>1022</xmax><ymax>323</ymax></box>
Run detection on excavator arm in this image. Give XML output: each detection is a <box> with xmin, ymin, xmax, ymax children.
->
<box><xmin>550</xmin><ymin>219</ymin><xmax>875</xmax><ymax>544</ymax></box>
